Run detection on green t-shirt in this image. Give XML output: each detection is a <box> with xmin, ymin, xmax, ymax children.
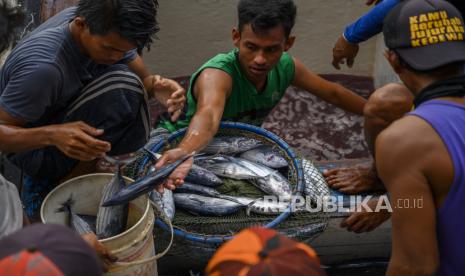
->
<box><xmin>159</xmin><ymin>49</ymin><xmax>295</xmax><ymax>131</ymax></box>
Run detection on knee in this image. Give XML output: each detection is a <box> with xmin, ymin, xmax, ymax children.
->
<box><xmin>363</xmin><ymin>83</ymin><xmax>413</xmax><ymax>123</ymax></box>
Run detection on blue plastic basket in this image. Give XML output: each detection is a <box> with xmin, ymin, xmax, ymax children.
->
<box><xmin>141</xmin><ymin>122</ymin><xmax>305</xmax><ymax>244</ymax></box>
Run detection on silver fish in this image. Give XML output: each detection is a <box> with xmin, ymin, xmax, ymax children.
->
<box><xmin>247</xmin><ymin>198</ymin><xmax>292</xmax><ymax>215</ymax></box>
<box><xmin>173</xmin><ymin>193</ymin><xmax>246</xmax><ymax>216</ymax></box>
<box><xmin>220</xmin><ymin>195</ymin><xmax>291</xmax><ymax>215</ymax></box>
<box><xmin>201</xmin><ymin>136</ymin><xmax>262</xmax><ymax>155</ymax></box>
<box><xmin>77</xmin><ymin>214</ymin><xmax>97</xmax><ymax>233</ymax></box>
<box><xmin>185</xmin><ymin>164</ymin><xmax>224</xmax><ymax>187</ymax></box>
<box><xmin>149</xmin><ymin>189</ymin><xmax>175</xmax><ymax>221</ymax></box>
<box><xmin>194</xmin><ymin>156</ymin><xmax>259</xmax><ymax>180</ymax></box>
<box><xmin>96</xmin><ymin>169</ymin><xmax>128</xmax><ymax>239</ymax></box>
<box><xmin>232</xmin><ymin>157</ymin><xmax>292</xmax><ymax>198</ymax></box>
<box><xmin>240</xmin><ymin>145</ymin><xmax>288</xmax><ymax>169</ymax></box>
<box><xmin>56</xmin><ymin>197</ymin><xmax>94</xmax><ymax>235</ymax></box>
<box><xmin>175</xmin><ymin>182</ymin><xmax>221</xmax><ymax>197</ymax></box>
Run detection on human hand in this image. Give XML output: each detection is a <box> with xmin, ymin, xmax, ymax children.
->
<box><xmin>144</xmin><ymin>75</ymin><xmax>186</xmax><ymax>122</ymax></box>
<box><xmin>47</xmin><ymin>121</ymin><xmax>111</xmax><ymax>161</ymax></box>
<box><xmin>332</xmin><ymin>35</ymin><xmax>360</xmax><ymax>70</ymax></box>
<box><xmin>81</xmin><ymin>233</ymin><xmax>117</xmax><ymax>272</ymax></box>
<box><xmin>154</xmin><ymin>148</ymin><xmax>194</xmax><ymax>193</ymax></box>
<box><xmin>340</xmin><ymin>197</ymin><xmax>391</xmax><ymax>233</ymax></box>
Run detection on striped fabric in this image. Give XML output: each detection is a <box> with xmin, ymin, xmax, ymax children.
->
<box><xmin>18</xmin><ymin>65</ymin><xmax>150</xmax><ymax>220</ymax></box>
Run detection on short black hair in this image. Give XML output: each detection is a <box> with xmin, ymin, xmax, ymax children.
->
<box><xmin>237</xmin><ymin>0</ymin><xmax>297</xmax><ymax>38</ymax></box>
<box><xmin>0</xmin><ymin>0</ymin><xmax>24</xmax><ymax>53</ymax></box>
<box><xmin>76</xmin><ymin>0</ymin><xmax>160</xmax><ymax>50</ymax></box>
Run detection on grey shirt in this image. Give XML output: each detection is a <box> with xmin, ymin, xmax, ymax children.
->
<box><xmin>0</xmin><ymin>7</ymin><xmax>137</xmax><ymax>126</ymax></box>
<box><xmin>0</xmin><ymin>174</ymin><xmax>22</xmax><ymax>238</ymax></box>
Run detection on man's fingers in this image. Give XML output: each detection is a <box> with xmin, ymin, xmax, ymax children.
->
<box><xmin>79</xmin><ymin>122</ymin><xmax>104</xmax><ymax>137</ymax></box>
<box><xmin>165</xmin><ymin>182</ymin><xmax>177</xmax><ymax>190</ymax></box>
<box><xmin>350</xmin><ymin>219</ymin><xmax>367</xmax><ymax>233</ymax></box>
<box><xmin>76</xmin><ymin>133</ymin><xmax>111</xmax><ymax>152</ymax></box>
<box><xmin>170</xmin><ymin>88</ymin><xmax>186</xmax><ymax>99</ymax></box>
<box><xmin>170</xmin><ymin>109</ymin><xmax>182</xmax><ymax>122</ymax></box>
<box><xmin>323</xmin><ymin>168</ymin><xmax>342</xmax><ymax>177</ymax></box>
<box><xmin>155</xmin><ymin>155</ymin><xmax>168</xmax><ymax>169</ymax></box>
<box><xmin>167</xmin><ymin>100</ymin><xmax>185</xmax><ymax>111</ymax></box>
<box><xmin>103</xmin><ymin>251</ymin><xmax>118</xmax><ymax>263</ymax></box>
<box><xmin>76</xmin><ymin>123</ymin><xmax>112</xmax><ymax>151</ymax></box>
<box><xmin>67</xmin><ymin>149</ymin><xmax>97</xmax><ymax>161</ymax></box>
<box><xmin>155</xmin><ymin>185</ymin><xmax>165</xmax><ymax>194</ymax></box>
<box><xmin>341</xmin><ymin>213</ymin><xmax>359</xmax><ymax>228</ymax></box>
<box><xmin>339</xmin><ymin>187</ymin><xmax>359</xmax><ymax>194</ymax></box>
<box><xmin>347</xmin><ymin>57</ymin><xmax>355</xmax><ymax>68</ymax></box>
<box><xmin>70</xmin><ymin>140</ymin><xmax>108</xmax><ymax>160</ymax></box>
<box><xmin>332</xmin><ymin>58</ymin><xmax>342</xmax><ymax>70</ymax></box>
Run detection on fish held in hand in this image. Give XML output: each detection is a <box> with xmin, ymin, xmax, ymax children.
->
<box><xmin>102</xmin><ymin>153</ymin><xmax>193</xmax><ymax>206</ymax></box>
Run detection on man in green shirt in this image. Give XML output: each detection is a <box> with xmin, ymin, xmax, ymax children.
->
<box><xmin>155</xmin><ymin>0</ymin><xmax>367</xmax><ymax>191</ymax></box>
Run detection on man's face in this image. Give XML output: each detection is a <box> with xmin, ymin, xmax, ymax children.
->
<box><xmin>233</xmin><ymin>24</ymin><xmax>294</xmax><ymax>85</ymax></box>
<box><xmin>80</xmin><ymin>27</ymin><xmax>136</xmax><ymax>65</ymax></box>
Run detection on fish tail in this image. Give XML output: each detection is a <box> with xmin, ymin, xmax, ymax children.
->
<box><xmin>55</xmin><ymin>195</ymin><xmax>74</xmax><ymax>213</ymax></box>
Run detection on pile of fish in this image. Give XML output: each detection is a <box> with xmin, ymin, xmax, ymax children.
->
<box><xmin>56</xmin><ymin>135</ymin><xmax>296</xmax><ymax>237</ymax></box>
<box><xmin>149</xmin><ymin>135</ymin><xmax>297</xmax><ymax>219</ymax></box>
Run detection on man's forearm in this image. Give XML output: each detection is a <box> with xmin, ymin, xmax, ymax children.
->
<box><xmin>333</xmin><ymin>85</ymin><xmax>366</xmax><ymax>115</ymax></box>
<box><xmin>127</xmin><ymin>54</ymin><xmax>151</xmax><ymax>81</ymax></box>
<box><xmin>0</xmin><ymin>125</ymin><xmax>52</xmax><ymax>153</ymax></box>
<box><xmin>176</xmin><ymin>113</ymin><xmax>220</xmax><ymax>155</ymax></box>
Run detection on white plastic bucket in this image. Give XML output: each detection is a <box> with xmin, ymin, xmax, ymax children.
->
<box><xmin>40</xmin><ymin>173</ymin><xmax>158</xmax><ymax>276</ymax></box>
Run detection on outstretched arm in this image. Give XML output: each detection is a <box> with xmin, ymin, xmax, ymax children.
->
<box><xmin>344</xmin><ymin>0</ymin><xmax>400</xmax><ymax>44</ymax></box>
<box><xmin>376</xmin><ymin>117</ymin><xmax>439</xmax><ymax>275</ymax></box>
<box><xmin>332</xmin><ymin>0</ymin><xmax>400</xmax><ymax>69</ymax></box>
<box><xmin>292</xmin><ymin>58</ymin><xmax>366</xmax><ymax>115</ymax></box>
<box><xmin>155</xmin><ymin>68</ymin><xmax>232</xmax><ymax>190</ymax></box>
